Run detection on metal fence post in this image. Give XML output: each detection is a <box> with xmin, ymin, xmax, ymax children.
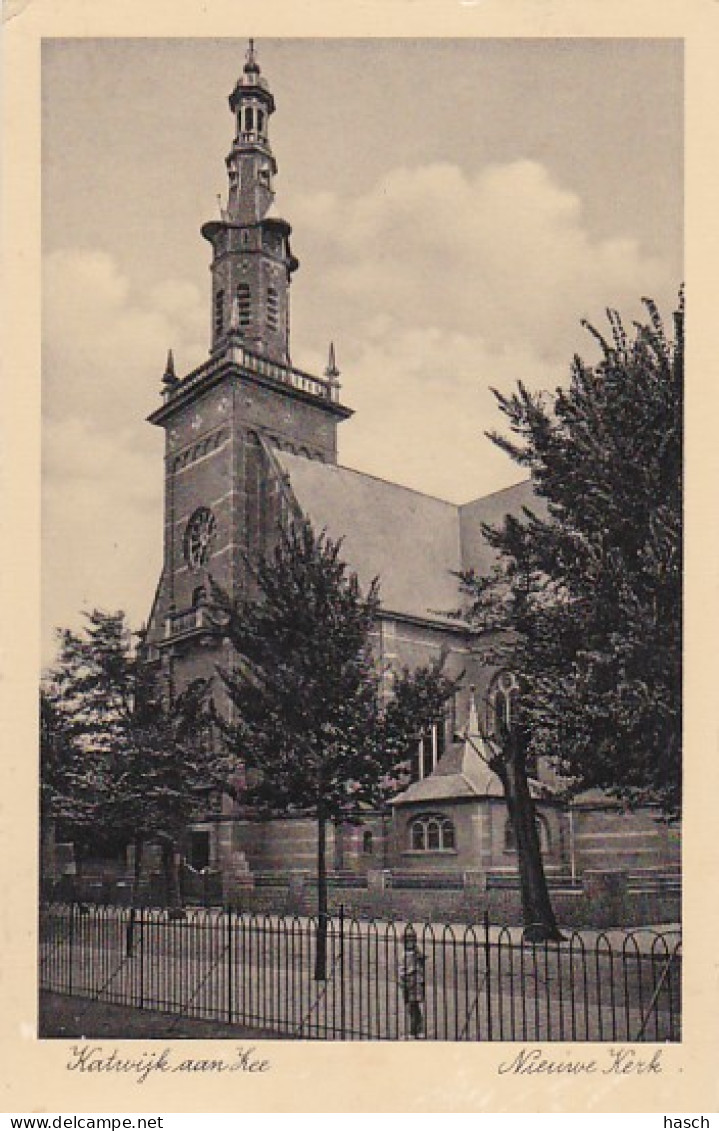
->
<box><xmin>339</xmin><ymin>904</ymin><xmax>346</xmax><ymax>1041</ymax></box>
<box><xmin>138</xmin><ymin>905</ymin><xmax>145</xmax><ymax>1011</ymax></box>
<box><xmin>44</xmin><ymin>896</ymin><xmax>680</xmax><ymax>1044</ymax></box>
<box><xmin>68</xmin><ymin>903</ymin><xmax>74</xmax><ymax>997</ymax></box>
<box><xmin>227</xmin><ymin>908</ymin><xmax>234</xmax><ymax>1025</ymax></box>
<box><xmin>483</xmin><ymin>908</ymin><xmax>492</xmax><ymax>1041</ymax></box>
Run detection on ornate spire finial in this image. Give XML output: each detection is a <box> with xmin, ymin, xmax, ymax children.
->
<box><xmin>162</xmin><ymin>348</ymin><xmax>178</xmax><ymax>386</ymax></box>
<box><xmin>324</xmin><ymin>341</ymin><xmax>340</xmax><ymax>379</ymax></box>
<box><xmin>244</xmin><ymin>37</ymin><xmax>259</xmax><ymax>74</ymax></box>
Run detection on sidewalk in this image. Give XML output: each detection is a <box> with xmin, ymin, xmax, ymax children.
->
<box><xmin>39</xmin><ymin>992</ymin><xmax>294</xmax><ymax>1040</ymax></box>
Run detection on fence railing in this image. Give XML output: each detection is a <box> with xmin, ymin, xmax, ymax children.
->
<box><xmin>39</xmin><ymin>903</ymin><xmax>680</xmax><ymax>1042</ymax></box>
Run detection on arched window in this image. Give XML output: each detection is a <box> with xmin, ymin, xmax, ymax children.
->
<box><xmin>504</xmin><ymin>813</ymin><xmax>551</xmax><ymax>855</ymax></box>
<box><xmin>192</xmin><ymin>585</ymin><xmax>207</xmax><ymax>608</ymax></box>
<box><xmin>257</xmin><ymin>109</ymin><xmax>265</xmax><ymax>135</ymax></box>
<box><xmin>486</xmin><ymin>671</ymin><xmax>538</xmax><ymax>778</ymax></box>
<box><xmin>487</xmin><ymin>671</ymin><xmax>520</xmax><ymax>738</ymax></box>
<box><xmin>409</xmin><ymin>815</ymin><xmax>457</xmax><ymax>853</ymax></box>
<box><xmin>244</xmin><ymin>106</ymin><xmax>254</xmax><ymax>132</ymax></box>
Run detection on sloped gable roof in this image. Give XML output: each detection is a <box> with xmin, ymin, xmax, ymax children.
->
<box><xmin>392</xmin><ymin>734</ymin><xmax>504</xmax><ymax>804</ymax></box>
<box><xmin>272</xmin><ymin>449</ymin><xmax>463</xmax><ymax>622</ymax></box>
<box><xmin>392</xmin><ymin>732</ymin><xmax>554</xmax><ymax>805</ymax></box>
<box><xmin>271</xmin><ymin>448</ymin><xmax>546</xmax><ymax>625</ymax></box>
<box><xmin>459</xmin><ymin>480</ymin><xmax>546</xmax><ymax>580</ymax></box>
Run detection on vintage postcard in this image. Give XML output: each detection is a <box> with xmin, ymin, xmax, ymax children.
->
<box><xmin>2</xmin><ymin>0</ymin><xmax>717</xmax><ymax>1115</ymax></box>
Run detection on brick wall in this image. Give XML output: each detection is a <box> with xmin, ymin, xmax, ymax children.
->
<box><xmin>232</xmin><ymin>874</ymin><xmax>680</xmax><ymax>929</ymax></box>
<box><xmin>572</xmin><ymin>803</ymin><xmax>681</xmax><ymax>873</ymax></box>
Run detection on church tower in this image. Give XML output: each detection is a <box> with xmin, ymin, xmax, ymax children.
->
<box><xmin>143</xmin><ymin>42</ymin><xmax>351</xmax><ymax>692</ymax></box>
<box><xmin>202</xmin><ymin>39</ymin><xmax>296</xmax><ymax>365</ymax></box>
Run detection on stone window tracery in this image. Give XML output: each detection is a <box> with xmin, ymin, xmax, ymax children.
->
<box><xmin>409</xmin><ymin>815</ymin><xmax>456</xmax><ymax>853</ymax></box>
<box><xmin>486</xmin><ymin>670</ymin><xmax>538</xmax><ymax>778</ymax></box>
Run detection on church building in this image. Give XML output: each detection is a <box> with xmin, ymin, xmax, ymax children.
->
<box><xmin>140</xmin><ymin>43</ymin><xmax>679</xmax><ymax>902</ymax></box>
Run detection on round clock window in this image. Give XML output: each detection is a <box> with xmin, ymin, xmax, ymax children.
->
<box><xmin>184</xmin><ymin>507</ymin><xmax>217</xmax><ymax>570</ymax></box>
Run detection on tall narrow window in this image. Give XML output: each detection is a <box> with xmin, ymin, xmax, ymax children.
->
<box><xmin>257</xmin><ymin>109</ymin><xmax>265</xmax><ymax>135</ymax></box>
<box><xmin>504</xmin><ymin>814</ymin><xmax>550</xmax><ymax>854</ymax></box>
<box><xmin>416</xmin><ymin>717</ymin><xmax>447</xmax><ymax>781</ymax></box>
<box><xmin>245</xmin><ymin>106</ymin><xmax>254</xmax><ymax>132</ymax></box>
<box><xmin>236</xmin><ymin>283</ymin><xmax>251</xmax><ymax>329</ymax></box>
<box><xmin>488</xmin><ymin>672</ymin><xmax>520</xmax><ymax>735</ymax></box>
<box><xmin>421</xmin><ymin>736</ymin><xmax>434</xmax><ymax>780</ymax></box>
<box><xmin>214</xmin><ymin>289</ymin><xmax>224</xmax><ymax>337</ymax></box>
<box><xmin>267</xmin><ymin>286</ymin><xmax>279</xmax><ymax>332</ymax></box>
<box><xmin>487</xmin><ymin>671</ymin><xmax>538</xmax><ymax>777</ymax></box>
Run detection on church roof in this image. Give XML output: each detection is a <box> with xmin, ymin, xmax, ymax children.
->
<box><xmin>272</xmin><ymin>449</ymin><xmax>464</xmax><ymax>623</ymax></box>
<box><xmin>272</xmin><ymin>449</ymin><xmax>547</xmax><ymax>624</ymax></box>
<box><xmin>458</xmin><ymin>479</ymin><xmax>546</xmax><ymax>579</ymax></box>
<box><xmin>392</xmin><ymin>731</ymin><xmax>554</xmax><ymax>806</ymax></box>
<box><xmin>392</xmin><ymin>734</ymin><xmax>504</xmax><ymax>804</ymax></box>
<box><xmin>393</xmin><ymin>695</ymin><xmax>556</xmax><ymax>806</ymax></box>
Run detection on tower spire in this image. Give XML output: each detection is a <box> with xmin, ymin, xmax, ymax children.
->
<box><xmin>245</xmin><ymin>37</ymin><xmax>259</xmax><ymax>74</ymax></box>
<box><xmin>324</xmin><ymin>341</ymin><xmax>340</xmax><ymax>379</ymax></box>
<box><xmin>162</xmin><ymin>348</ymin><xmax>178</xmax><ymax>386</ymax></box>
<box><xmin>201</xmin><ymin>40</ymin><xmax>298</xmax><ymax>365</ymax></box>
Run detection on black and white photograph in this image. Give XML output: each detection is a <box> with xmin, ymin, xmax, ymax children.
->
<box><xmin>35</xmin><ymin>35</ymin><xmax>685</xmax><ymax>1049</ymax></box>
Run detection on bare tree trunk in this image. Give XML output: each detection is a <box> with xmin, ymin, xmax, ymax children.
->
<box><xmin>40</xmin><ymin>817</ymin><xmax>56</xmax><ymax>899</ymax></box>
<box><xmin>161</xmin><ymin>839</ymin><xmax>185</xmax><ymax>918</ymax></box>
<box><xmin>498</xmin><ymin>734</ymin><xmax>564</xmax><ymax>942</ymax></box>
<box><xmin>73</xmin><ymin>839</ymin><xmax>88</xmax><ymax>907</ymax></box>
<box><xmin>130</xmin><ymin>837</ymin><xmax>144</xmax><ymax>901</ymax></box>
<box><xmin>314</xmin><ymin>808</ymin><xmax>328</xmax><ymax>981</ymax></box>
<box><xmin>74</xmin><ymin>839</ymin><xmax>86</xmax><ymax>883</ymax></box>
<box><xmin>126</xmin><ymin>837</ymin><xmax>144</xmax><ymax>955</ymax></box>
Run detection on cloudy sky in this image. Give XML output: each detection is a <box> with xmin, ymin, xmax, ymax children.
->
<box><xmin>42</xmin><ymin>37</ymin><xmax>683</xmax><ymax>664</ymax></box>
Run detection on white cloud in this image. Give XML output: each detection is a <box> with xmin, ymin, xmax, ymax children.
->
<box><xmin>42</xmin><ymin>415</ymin><xmax>164</xmax><ymax>669</ymax></box>
<box><xmin>292</xmin><ymin>159</ymin><xmax>674</xmax><ymax>365</ymax></box>
<box><xmin>42</xmin><ymin>163</ymin><xmax>677</xmax><ymax>662</ymax></box>
<box><xmin>42</xmin><ymin>250</ymin><xmax>206</xmax><ymax>665</ymax></box>
<box><xmin>290</xmin><ymin>159</ymin><xmax>676</xmax><ymax>501</ymax></box>
<box><xmin>337</xmin><ymin>326</ymin><xmax>558</xmax><ymax>504</ymax></box>
<box><xmin>43</xmin><ymin>249</ymin><xmax>206</xmax><ymax>429</ymax></box>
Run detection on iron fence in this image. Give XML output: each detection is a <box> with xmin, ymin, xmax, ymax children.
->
<box><xmin>39</xmin><ymin>902</ymin><xmax>681</xmax><ymax>1041</ymax></box>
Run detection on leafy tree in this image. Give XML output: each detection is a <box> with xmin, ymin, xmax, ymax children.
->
<box><xmin>41</xmin><ymin>611</ymin><xmax>133</xmax><ymax>877</ymax></box>
<box><xmin>461</xmin><ymin>295</ymin><xmax>682</xmax><ymax>938</ymax></box>
<box><xmin>212</xmin><ymin>521</ymin><xmax>459</xmax><ymax>979</ymax></box>
<box><xmin>41</xmin><ymin>609</ymin><xmax>225</xmax><ymax>911</ymax></box>
<box><xmin>39</xmin><ymin>687</ymin><xmax>100</xmax><ymax>887</ymax></box>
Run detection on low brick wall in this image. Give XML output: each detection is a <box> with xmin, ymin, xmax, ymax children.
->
<box><xmin>485</xmin><ymin>886</ymin><xmax>679</xmax><ymax>929</ymax></box>
<box><xmin>231</xmin><ymin>869</ymin><xmax>680</xmax><ymax>929</ymax></box>
<box><xmin>50</xmin><ymin>868</ymin><xmax>680</xmax><ymax>929</ymax></box>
